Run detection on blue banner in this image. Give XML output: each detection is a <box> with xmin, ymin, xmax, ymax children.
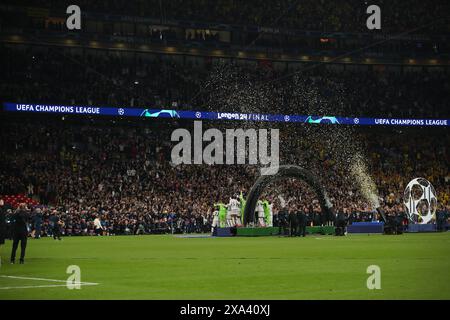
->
<box><xmin>3</xmin><ymin>102</ymin><xmax>449</xmax><ymax>127</ymax></box>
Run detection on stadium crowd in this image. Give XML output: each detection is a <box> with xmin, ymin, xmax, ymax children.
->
<box><xmin>0</xmin><ymin>117</ymin><xmax>449</xmax><ymax>237</ymax></box>
<box><xmin>6</xmin><ymin>0</ymin><xmax>450</xmax><ymax>34</ymax></box>
<box><xmin>1</xmin><ymin>45</ymin><xmax>449</xmax><ymax>119</ymax></box>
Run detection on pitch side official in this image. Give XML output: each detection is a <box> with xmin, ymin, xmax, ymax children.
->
<box><xmin>10</xmin><ymin>203</ymin><xmax>29</xmax><ymax>264</ymax></box>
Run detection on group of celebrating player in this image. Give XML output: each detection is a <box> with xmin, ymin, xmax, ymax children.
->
<box><xmin>211</xmin><ymin>192</ymin><xmax>273</xmax><ymax>231</ymax></box>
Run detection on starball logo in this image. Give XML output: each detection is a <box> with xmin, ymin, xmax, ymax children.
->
<box><xmin>171</xmin><ymin>121</ymin><xmax>279</xmax><ymax>175</ymax></box>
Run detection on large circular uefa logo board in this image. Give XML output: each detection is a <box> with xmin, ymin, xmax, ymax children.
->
<box><xmin>403</xmin><ymin>177</ymin><xmax>438</xmax><ymax>224</ymax></box>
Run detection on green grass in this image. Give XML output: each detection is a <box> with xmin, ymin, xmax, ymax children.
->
<box><xmin>0</xmin><ymin>233</ymin><xmax>449</xmax><ymax>299</ymax></box>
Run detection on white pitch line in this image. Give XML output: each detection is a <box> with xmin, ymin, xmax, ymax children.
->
<box><xmin>0</xmin><ymin>275</ymin><xmax>99</xmax><ymax>285</ymax></box>
<box><xmin>0</xmin><ymin>275</ymin><xmax>99</xmax><ymax>289</ymax></box>
<box><xmin>0</xmin><ymin>283</ymin><xmax>98</xmax><ymax>290</ymax></box>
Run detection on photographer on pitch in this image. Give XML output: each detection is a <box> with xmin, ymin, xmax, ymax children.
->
<box><xmin>10</xmin><ymin>203</ymin><xmax>30</xmax><ymax>264</ymax></box>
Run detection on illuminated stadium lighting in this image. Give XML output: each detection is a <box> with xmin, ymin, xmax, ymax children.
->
<box><xmin>10</xmin><ymin>35</ymin><xmax>23</xmax><ymax>42</ymax></box>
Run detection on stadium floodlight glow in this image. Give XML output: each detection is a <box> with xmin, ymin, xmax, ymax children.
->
<box><xmin>404</xmin><ymin>178</ymin><xmax>437</xmax><ymax>224</ymax></box>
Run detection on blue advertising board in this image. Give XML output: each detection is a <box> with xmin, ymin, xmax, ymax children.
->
<box><xmin>3</xmin><ymin>102</ymin><xmax>449</xmax><ymax>127</ymax></box>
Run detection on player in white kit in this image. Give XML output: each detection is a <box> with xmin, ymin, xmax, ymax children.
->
<box><xmin>256</xmin><ymin>200</ymin><xmax>265</xmax><ymax>227</ymax></box>
<box><xmin>211</xmin><ymin>210</ymin><xmax>219</xmax><ymax>232</ymax></box>
<box><xmin>228</xmin><ymin>195</ymin><xmax>241</xmax><ymax>226</ymax></box>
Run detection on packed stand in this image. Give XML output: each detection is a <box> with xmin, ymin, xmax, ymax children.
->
<box><xmin>1</xmin><ymin>45</ymin><xmax>449</xmax><ymax>118</ymax></box>
<box><xmin>5</xmin><ymin>0</ymin><xmax>450</xmax><ymax>34</ymax></box>
<box><xmin>0</xmin><ymin>118</ymin><xmax>449</xmax><ymax>236</ymax></box>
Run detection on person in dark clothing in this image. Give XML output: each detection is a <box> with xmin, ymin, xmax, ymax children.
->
<box><xmin>313</xmin><ymin>212</ymin><xmax>321</xmax><ymax>226</ymax></box>
<box><xmin>50</xmin><ymin>211</ymin><xmax>63</xmax><ymax>240</ymax></box>
<box><xmin>383</xmin><ymin>212</ymin><xmax>404</xmax><ymax>235</ymax></box>
<box><xmin>0</xmin><ymin>200</ymin><xmax>6</xmax><ymax>253</ymax></box>
<box><xmin>10</xmin><ymin>203</ymin><xmax>29</xmax><ymax>264</ymax></box>
<box><xmin>288</xmin><ymin>209</ymin><xmax>298</xmax><ymax>237</ymax></box>
<box><xmin>395</xmin><ymin>212</ymin><xmax>405</xmax><ymax>234</ymax></box>
<box><xmin>296</xmin><ymin>210</ymin><xmax>307</xmax><ymax>237</ymax></box>
<box><xmin>32</xmin><ymin>208</ymin><xmax>43</xmax><ymax>239</ymax></box>
<box><xmin>348</xmin><ymin>211</ymin><xmax>357</xmax><ymax>225</ymax></box>
<box><xmin>335</xmin><ymin>211</ymin><xmax>348</xmax><ymax>236</ymax></box>
<box><xmin>277</xmin><ymin>209</ymin><xmax>289</xmax><ymax>236</ymax></box>
<box><xmin>436</xmin><ymin>209</ymin><xmax>448</xmax><ymax>232</ymax></box>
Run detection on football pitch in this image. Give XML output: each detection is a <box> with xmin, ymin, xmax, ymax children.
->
<box><xmin>0</xmin><ymin>233</ymin><xmax>449</xmax><ymax>300</ymax></box>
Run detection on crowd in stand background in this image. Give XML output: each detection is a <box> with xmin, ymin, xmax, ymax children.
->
<box><xmin>6</xmin><ymin>0</ymin><xmax>450</xmax><ymax>34</ymax></box>
<box><xmin>0</xmin><ymin>117</ymin><xmax>448</xmax><ymax>236</ymax></box>
<box><xmin>1</xmin><ymin>45</ymin><xmax>449</xmax><ymax>119</ymax></box>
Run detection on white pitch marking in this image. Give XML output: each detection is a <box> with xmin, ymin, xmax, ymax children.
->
<box><xmin>0</xmin><ymin>275</ymin><xmax>99</xmax><ymax>289</ymax></box>
<box><xmin>0</xmin><ymin>284</ymin><xmax>98</xmax><ymax>290</ymax></box>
